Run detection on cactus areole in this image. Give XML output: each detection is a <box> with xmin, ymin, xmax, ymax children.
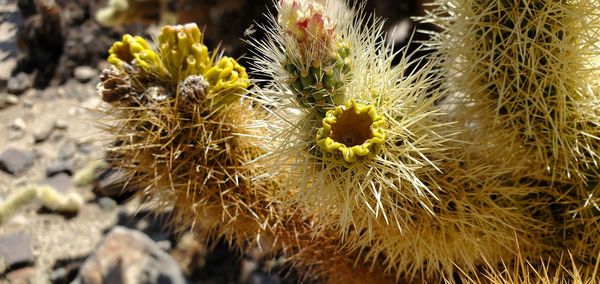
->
<box><xmin>316</xmin><ymin>100</ymin><xmax>385</xmax><ymax>166</ymax></box>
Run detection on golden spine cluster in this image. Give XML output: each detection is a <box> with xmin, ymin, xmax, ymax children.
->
<box><xmin>425</xmin><ymin>0</ymin><xmax>600</xmax><ymax>279</ymax></box>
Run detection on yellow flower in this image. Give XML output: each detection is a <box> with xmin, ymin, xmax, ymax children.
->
<box><xmin>316</xmin><ymin>99</ymin><xmax>385</xmax><ymax>166</ymax></box>
<box><xmin>158</xmin><ymin>23</ymin><xmax>211</xmax><ymax>82</ymax></box>
<box><xmin>108</xmin><ymin>34</ymin><xmax>164</xmax><ymax>76</ymax></box>
<box><xmin>204</xmin><ymin>56</ymin><xmax>250</xmax><ymax>106</ymax></box>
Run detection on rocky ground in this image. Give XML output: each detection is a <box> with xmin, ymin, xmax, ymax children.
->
<box><xmin>0</xmin><ymin>0</ymin><xmax>422</xmax><ymax>283</ymax></box>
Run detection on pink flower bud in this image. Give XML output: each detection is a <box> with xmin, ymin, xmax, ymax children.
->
<box><xmin>278</xmin><ymin>0</ymin><xmax>335</xmax><ymax>48</ymax></box>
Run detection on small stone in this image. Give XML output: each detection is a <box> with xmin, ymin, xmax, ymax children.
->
<box><xmin>7</xmin><ymin>72</ymin><xmax>32</xmax><ymax>95</ymax></box>
<box><xmin>44</xmin><ymin>173</ymin><xmax>73</xmax><ymax>193</ymax></box>
<box><xmin>58</xmin><ymin>142</ymin><xmax>76</xmax><ymax>161</ymax></box>
<box><xmin>249</xmin><ymin>272</ymin><xmax>281</xmax><ymax>284</ymax></box>
<box><xmin>8</xmin><ymin>130</ymin><xmax>25</xmax><ymax>141</ymax></box>
<box><xmin>54</xmin><ymin>119</ymin><xmax>69</xmax><ymax>130</ymax></box>
<box><xmin>51</xmin><ymin>132</ymin><xmax>65</xmax><ymax>142</ymax></box>
<box><xmin>32</xmin><ymin>122</ymin><xmax>54</xmax><ymax>143</ymax></box>
<box><xmin>74</xmin><ymin>226</ymin><xmax>186</xmax><ymax>284</ymax></box>
<box><xmin>3</xmin><ymin>93</ymin><xmax>18</xmax><ymax>105</ymax></box>
<box><xmin>11</xmin><ymin>117</ymin><xmax>26</xmax><ymax>131</ymax></box>
<box><xmin>97</xmin><ymin>197</ymin><xmax>117</xmax><ymax>210</ymax></box>
<box><xmin>73</xmin><ymin>66</ymin><xmax>97</xmax><ymax>83</ymax></box>
<box><xmin>49</xmin><ymin>257</ymin><xmax>85</xmax><ymax>283</ymax></box>
<box><xmin>22</xmin><ymin>98</ymin><xmax>33</xmax><ymax>108</ymax></box>
<box><xmin>170</xmin><ymin>232</ymin><xmax>207</xmax><ymax>276</ymax></box>
<box><xmin>0</xmin><ymin>232</ymin><xmax>34</xmax><ymax>273</ymax></box>
<box><xmin>240</xmin><ymin>259</ymin><xmax>259</xmax><ymax>283</ymax></box>
<box><xmin>155</xmin><ymin>240</ymin><xmax>171</xmax><ymax>251</ymax></box>
<box><xmin>76</xmin><ymin>142</ymin><xmax>93</xmax><ymax>155</ymax></box>
<box><xmin>7</xmin><ymin>214</ymin><xmax>28</xmax><ymax>226</ymax></box>
<box><xmin>0</xmin><ymin>148</ymin><xmax>34</xmax><ymax>175</ymax></box>
<box><xmin>68</xmin><ymin>106</ymin><xmax>83</xmax><ymax>116</ymax></box>
<box><xmin>5</xmin><ymin>267</ymin><xmax>36</xmax><ymax>282</ymax></box>
<box><xmin>46</xmin><ymin>161</ymin><xmax>73</xmax><ymax>177</ymax></box>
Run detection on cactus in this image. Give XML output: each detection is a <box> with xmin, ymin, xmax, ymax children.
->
<box><xmin>344</xmin><ymin>147</ymin><xmax>550</xmax><ymax>280</ymax></box>
<box><xmin>560</xmin><ymin>182</ymin><xmax>600</xmax><ymax>265</ymax></box>
<box><xmin>100</xmin><ymin>23</ymin><xmax>249</xmax><ymax>105</ymax></box>
<box><xmin>426</xmin><ymin>0</ymin><xmax>600</xmax><ymax>183</ymax></box>
<box><xmin>99</xmin><ymin>23</ymin><xmax>392</xmax><ymax>282</ymax></box>
<box><xmin>0</xmin><ymin>185</ymin><xmax>83</xmax><ymax>225</ymax></box>
<box><xmin>250</xmin><ymin>0</ymin><xmax>353</xmax><ymax>114</ymax></box>
<box><xmin>99</xmin><ymin>23</ymin><xmax>265</xmax><ymax>245</ymax></box>
<box><xmin>93</xmin><ymin>0</ymin><xmax>600</xmax><ymax>282</ymax></box>
<box><xmin>157</xmin><ymin>24</ymin><xmax>212</xmax><ymax>82</ymax></box>
<box><xmin>204</xmin><ymin>56</ymin><xmax>251</xmax><ymax>106</ymax></box>
<box><xmin>249</xmin><ymin>4</ymin><xmax>487</xmax><ymax>279</ymax></box>
<box><xmin>458</xmin><ymin>251</ymin><xmax>599</xmax><ymax>283</ymax></box>
<box><xmin>315</xmin><ymin>99</ymin><xmax>386</xmax><ymax>166</ymax></box>
<box><xmin>425</xmin><ymin>0</ymin><xmax>600</xmax><ymax>276</ymax></box>
<box><xmin>73</xmin><ymin>160</ymin><xmax>107</xmax><ymax>186</ymax></box>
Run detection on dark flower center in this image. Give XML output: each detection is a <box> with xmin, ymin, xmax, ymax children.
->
<box><xmin>330</xmin><ymin>110</ymin><xmax>374</xmax><ymax>147</ymax></box>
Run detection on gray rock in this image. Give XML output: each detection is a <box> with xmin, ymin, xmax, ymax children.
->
<box><xmin>44</xmin><ymin>173</ymin><xmax>73</xmax><ymax>193</ymax></box>
<box><xmin>0</xmin><ymin>93</ymin><xmax>19</xmax><ymax>109</ymax></box>
<box><xmin>58</xmin><ymin>142</ymin><xmax>76</xmax><ymax>161</ymax></box>
<box><xmin>73</xmin><ymin>66</ymin><xmax>97</xmax><ymax>83</ymax></box>
<box><xmin>32</xmin><ymin>122</ymin><xmax>55</xmax><ymax>143</ymax></box>
<box><xmin>11</xmin><ymin>117</ymin><xmax>26</xmax><ymax>131</ymax></box>
<box><xmin>4</xmin><ymin>94</ymin><xmax>19</xmax><ymax>105</ymax></box>
<box><xmin>97</xmin><ymin>197</ymin><xmax>117</xmax><ymax>210</ymax></box>
<box><xmin>22</xmin><ymin>98</ymin><xmax>34</xmax><ymax>108</ymax></box>
<box><xmin>46</xmin><ymin>161</ymin><xmax>73</xmax><ymax>177</ymax></box>
<box><xmin>5</xmin><ymin>266</ymin><xmax>36</xmax><ymax>283</ymax></box>
<box><xmin>63</xmin><ymin>80</ymin><xmax>95</xmax><ymax>99</ymax></box>
<box><xmin>0</xmin><ymin>148</ymin><xmax>34</xmax><ymax>175</ymax></box>
<box><xmin>76</xmin><ymin>142</ymin><xmax>93</xmax><ymax>155</ymax></box>
<box><xmin>75</xmin><ymin>226</ymin><xmax>186</xmax><ymax>284</ymax></box>
<box><xmin>7</xmin><ymin>72</ymin><xmax>32</xmax><ymax>95</ymax></box>
<box><xmin>0</xmin><ymin>232</ymin><xmax>34</xmax><ymax>273</ymax></box>
<box><xmin>249</xmin><ymin>273</ymin><xmax>282</xmax><ymax>284</ymax></box>
<box><xmin>54</xmin><ymin>119</ymin><xmax>69</xmax><ymax>130</ymax></box>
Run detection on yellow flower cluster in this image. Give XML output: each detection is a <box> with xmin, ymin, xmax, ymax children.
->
<box><xmin>316</xmin><ymin>100</ymin><xmax>386</xmax><ymax>166</ymax></box>
<box><xmin>158</xmin><ymin>23</ymin><xmax>212</xmax><ymax>82</ymax></box>
<box><xmin>106</xmin><ymin>23</ymin><xmax>249</xmax><ymax>106</ymax></box>
<box><xmin>205</xmin><ymin>57</ymin><xmax>250</xmax><ymax>106</ymax></box>
<box><xmin>108</xmin><ymin>34</ymin><xmax>166</xmax><ymax>76</ymax></box>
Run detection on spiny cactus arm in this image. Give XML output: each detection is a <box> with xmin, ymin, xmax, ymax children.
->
<box><xmin>73</xmin><ymin>160</ymin><xmax>107</xmax><ymax>187</ymax></box>
<box><xmin>0</xmin><ymin>185</ymin><xmax>84</xmax><ymax>225</ymax></box>
<box><xmin>426</xmin><ymin>0</ymin><xmax>600</xmax><ymax>182</ymax></box>
<box><xmin>36</xmin><ymin>186</ymin><xmax>84</xmax><ymax>214</ymax></box>
<box><xmin>0</xmin><ymin>185</ymin><xmax>37</xmax><ymax>225</ymax></box>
